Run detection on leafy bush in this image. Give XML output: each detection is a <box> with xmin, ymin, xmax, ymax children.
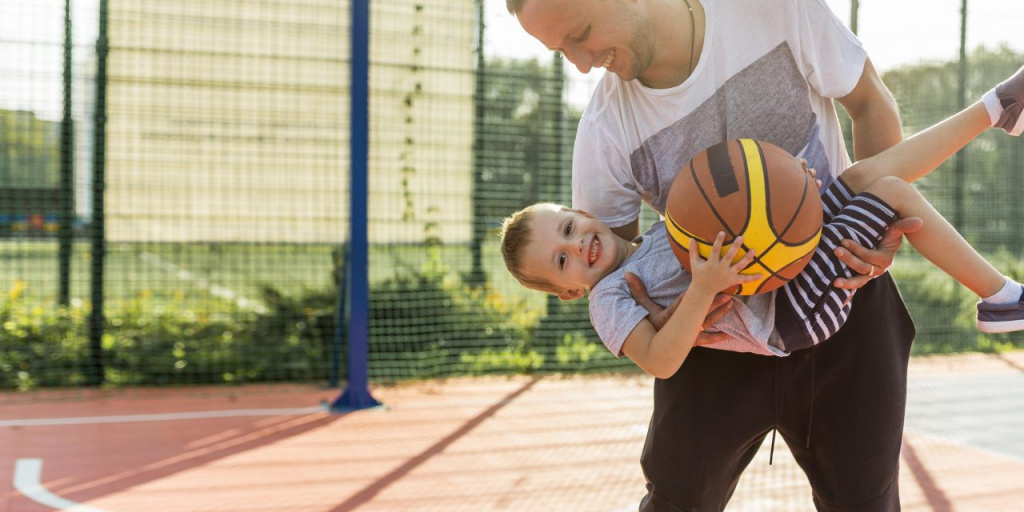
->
<box><xmin>459</xmin><ymin>341</ymin><xmax>544</xmax><ymax>375</ymax></box>
<box><xmin>365</xmin><ymin>261</ymin><xmax>538</xmax><ymax>380</ymax></box>
<box><xmin>102</xmin><ymin>292</ymin><xmax>264</xmax><ymax>386</ymax></box>
<box><xmin>250</xmin><ymin>244</ymin><xmax>540</xmax><ymax>381</ymax></box>
<box><xmin>11</xmin><ymin>242</ymin><xmax>1023</xmax><ymax>393</ymax></box>
<box><xmin>0</xmin><ymin>281</ymin><xmax>321</xmax><ymax>391</ymax></box>
<box><xmin>251</xmin><ymin>286</ymin><xmax>336</xmax><ymax>384</ymax></box>
<box><xmin>554</xmin><ymin>331</ymin><xmax>617</xmax><ymax>369</ymax></box>
<box><xmin>0</xmin><ymin>281</ymin><xmax>83</xmax><ymax>390</ymax></box>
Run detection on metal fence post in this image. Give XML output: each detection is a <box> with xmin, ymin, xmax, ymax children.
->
<box><xmin>58</xmin><ymin>0</ymin><xmax>74</xmax><ymax>307</ymax></box>
<box><xmin>87</xmin><ymin>0</ymin><xmax>109</xmax><ymax>387</ymax></box>
<box><xmin>332</xmin><ymin>0</ymin><xmax>380</xmax><ymax>411</ymax></box>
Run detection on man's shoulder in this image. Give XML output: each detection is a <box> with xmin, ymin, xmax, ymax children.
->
<box><xmin>578</xmin><ymin>74</ymin><xmax>627</xmax><ymax>126</ymax></box>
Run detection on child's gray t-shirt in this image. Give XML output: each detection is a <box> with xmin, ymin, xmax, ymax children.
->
<box><xmin>588</xmin><ymin>221</ymin><xmax>786</xmax><ymax>358</ymax></box>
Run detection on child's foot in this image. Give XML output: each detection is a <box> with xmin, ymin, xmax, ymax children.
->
<box><xmin>977</xmin><ymin>285</ymin><xmax>1024</xmax><ymax>333</ymax></box>
<box><xmin>983</xmin><ymin>64</ymin><xmax>1024</xmax><ymax>136</ymax></box>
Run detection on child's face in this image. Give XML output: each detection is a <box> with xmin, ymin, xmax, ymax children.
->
<box><xmin>520</xmin><ymin>206</ymin><xmax>629</xmax><ymax>300</ymax></box>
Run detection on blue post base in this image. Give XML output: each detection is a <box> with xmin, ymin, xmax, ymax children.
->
<box><xmin>330</xmin><ymin>385</ymin><xmax>382</xmax><ymax>412</ymax></box>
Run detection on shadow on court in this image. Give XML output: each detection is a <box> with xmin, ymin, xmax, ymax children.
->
<box><xmin>1</xmin><ymin>354</ymin><xmax>1023</xmax><ymax>512</ymax></box>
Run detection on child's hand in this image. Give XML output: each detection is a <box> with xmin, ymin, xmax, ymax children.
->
<box><xmin>688</xmin><ymin>232</ymin><xmax>762</xmax><ymax>294</ymax></box>
<box><xmin>798</xmin><ymin>158</ymin><xmax>823</xmax><ymax>190</ymax></box>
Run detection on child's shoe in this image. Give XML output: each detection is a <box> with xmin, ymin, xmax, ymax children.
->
<box><xmin>977</xmin><ymin>285</ymin><xmax>1024</xmax><ymax>333</ymax></box>
<box><xmin>983</xmin><ymin>65</ymin><xmax>1024</xmax><ymax>136</ymax></box>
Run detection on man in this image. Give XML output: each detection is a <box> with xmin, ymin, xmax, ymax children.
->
<box><xmin>507</xmin><ymin>0</ymin><xmax>920</xmax><ymax>510</ymax></box>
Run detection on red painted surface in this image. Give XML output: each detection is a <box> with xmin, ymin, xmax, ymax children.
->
<box><xmin>1</xmin><ymin>356</ymin><xmax>1022</xmax><ymax>512</ymax></box>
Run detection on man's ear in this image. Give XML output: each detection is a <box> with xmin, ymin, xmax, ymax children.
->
<box><xmin>558</xmin><ymin>288</ymin><xmax>586</xmax><ymax>301</ymax></box>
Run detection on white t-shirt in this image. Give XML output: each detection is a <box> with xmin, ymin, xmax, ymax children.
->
<box><xmin>572</xmin><ymin>0</ymin><xmax>866</xmax><ymax>227</ymax></box>
<box><xmin>588</xmin><ymin>222</ymin><xmax>786</xmax><ymax>358</ymax></box>
<box><xmin>573</xmin><ymin>0</ymin><xmax>866</xmax><ymax>354</ymax></box>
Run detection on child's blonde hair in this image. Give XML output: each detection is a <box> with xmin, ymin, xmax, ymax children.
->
<box><xmin>499</xmin><ymin>203</ymin><xmax>564</xmax><ymax>295</ymax></box>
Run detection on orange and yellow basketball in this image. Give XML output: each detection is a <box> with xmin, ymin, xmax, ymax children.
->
<box><xmin>665</xmin><ymin>139</ymin><xmax>822</xmax><ymax>295</ymax></box>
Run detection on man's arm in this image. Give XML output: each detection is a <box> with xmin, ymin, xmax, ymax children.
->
<box><xmin>625</xmin><ymin>272</ymin><xmax>734</xmax><ymax>344</ymax></box>
<box><xmin>833</xmin><ymin>217</ymin><xmax>923</xmax><ymax>287</ymax></box>
<box><xmin>615</xmin><ymin>217</ymin><xmax>737</xmax><ymax>341</ymax></box>
<box><xmin>838</xmin><ymin>59</ymin><xmax>902</xmax><ymax>161</ymax></box>
<box><xmin>623</xmin><ymin>237</ymin><xmax>759</xmax><ymax>379</ymax></box>
<box><xmin>610</xmin><ymin>218</ymin><xmax>640</xmax><ymax>242</ymax></box>
<box><xmin>621</xmin><ymin>279</ymin><xmax>720</xmax><ymax>379</ymax></box>
<box><xmin>833</xmin><ymin>58</ymin><xmax>913</xmax><ymax>289</ymax></box>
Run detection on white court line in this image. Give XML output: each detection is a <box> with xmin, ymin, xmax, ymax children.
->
<box><xmin>139</xmin><ymin>252</ymin><xmax>267</xmax><ymax>313</ymax></box>
<box><xmin>14</xmin><ymin>458</ymin><xmax>116</xmax><ymax>512</ymax></box>
<box><xmin>0</xmin><ymin>406</ymin><xmax>325</xmax><ymax>428</ymax></box>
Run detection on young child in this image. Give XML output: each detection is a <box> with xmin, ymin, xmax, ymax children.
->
<box><xmin>500</xmin><ymin>65</ymin><xmax>1024</xmax><ymax>379</ymax></box>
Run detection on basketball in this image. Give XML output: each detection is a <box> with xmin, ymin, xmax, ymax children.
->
<box><xmin>665</xmin><ymin>138</ymin><xmax>823</xmax><ymax>295</ymax></box>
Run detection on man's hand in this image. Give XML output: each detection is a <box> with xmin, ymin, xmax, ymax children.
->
<box><xmin>625</xmin><ymin>272</ymin><xmax>734</xmax><ymax>346</ymax></box>
<box><xmin>833</xmin><ymin>216</ymin><xmax>923</xmax><ymax>289</ymax></box>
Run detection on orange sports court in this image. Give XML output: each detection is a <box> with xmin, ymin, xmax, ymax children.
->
<box><xmin>3</xmin><ymin>353</ymin><xmax>1024</xmax><ymax>512</ymax></box>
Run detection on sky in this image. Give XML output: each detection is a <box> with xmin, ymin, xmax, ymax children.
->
<box><xmin>0</xmin><ymin>0</ymin><xmax>1021</xmax><ymax>119</ymax></box>
<box><xmin>485</xmin><ymin>0</ymin><xmax>1024</xmax><ymax>107</ymax></box>
<box><xmin>0</xmin><ymin>0</ymin><xmax>100</xmax><ymax>120</ymax></box>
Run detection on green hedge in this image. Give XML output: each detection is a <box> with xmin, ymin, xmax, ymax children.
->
<box><xmin>4</xmin><ymin>250</ymin><xmax>1023</xmax><ymax>392</ymax></box>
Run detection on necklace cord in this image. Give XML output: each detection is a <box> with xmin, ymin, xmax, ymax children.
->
<box><xmin>682</xmin><ymin>0</ymin><xmax>696</xmax><ymax>76</ymax></box>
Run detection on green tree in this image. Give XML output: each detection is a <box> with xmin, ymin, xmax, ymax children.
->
<box><xmin>882</xmin><ymin>46</ymin><xmax>1024</xmax><ymax>254</ymax></box>
<box><xmin>475</xmin><ymin>57</ymin><xmax>579</xmax><ymax>228</ymax></box>
<box><xmin>879</xmin><ymin>46</ymin><xmax>1024</xmax><ymax>351</ymax></box>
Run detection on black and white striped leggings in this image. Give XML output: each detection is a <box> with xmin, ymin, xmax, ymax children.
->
<box><xmin>774</xmin><ymin>178</ymin><xmax>899</xmax><ymax>352</ymax></box>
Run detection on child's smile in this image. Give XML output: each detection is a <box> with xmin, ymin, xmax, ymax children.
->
<box><xmin>519</xmin><ymin>205</ymin><xmax>637</xmax><ymax>300</ymax></box>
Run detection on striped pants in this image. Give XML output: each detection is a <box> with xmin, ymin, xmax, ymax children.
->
<box><xmin>774</xmin><ymin>178</ymin><xmax>899</xmax><ymax>352</ymax></box>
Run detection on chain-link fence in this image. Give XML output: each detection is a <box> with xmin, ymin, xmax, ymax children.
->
<box><xmin>1</xmin><ymin>0</ymin><xmax>1022</xmax><ymax>394</ymax></box>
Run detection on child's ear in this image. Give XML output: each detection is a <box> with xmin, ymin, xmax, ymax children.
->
<box><xmin>558</xmin><ymin>288</ymin><xmax>585</xmax><ymax>301</ymax></box>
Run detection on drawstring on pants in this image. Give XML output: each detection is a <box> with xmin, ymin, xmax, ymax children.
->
<box><xmin>769</xmin><ymin>358</ymin><xmax>779</xmax><ymax>465</ymax></box>
<box><xmin>805</xmin><ymin>345</ymin><xmax>817</xmax><ymax>449</ymax></box>
<box><xmin>770</xmin><ymin>344</ymin><xmax>818</xmax><ymax>466</ymax></box>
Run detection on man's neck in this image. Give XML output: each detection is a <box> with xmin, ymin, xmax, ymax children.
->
<box><xmin>639</xmin><ymin>0</ymin><xmax>705</xmax><ymax>89</ymax></box>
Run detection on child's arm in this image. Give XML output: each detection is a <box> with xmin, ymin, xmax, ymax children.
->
<box><xmin>841</xmin><ymin>102</ymin><xmax>991</xmax><ymax>193</ymax></box>
<box><xmin>621</xmin><ymin>233</ymin><xmax>759</xmax><ymax>379</ymax></box>
<box><xmin>834</xmin><ymin>63</ymin><xmax>1024</xmax><ymax>289</ymax></box>
<box><xmin>620</xmin><ymin>289</ymin><xmax>713</xmax><ymax>379</ymax></box>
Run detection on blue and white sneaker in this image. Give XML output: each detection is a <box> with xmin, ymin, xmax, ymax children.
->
<box><xmin>977</xmin><ymin>286</ymin><xmax>1024</xmax><ymax>333</ymax></box>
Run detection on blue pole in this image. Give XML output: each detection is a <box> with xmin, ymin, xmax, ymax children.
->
<box><xmin>332</xmin><ymin>0</ymin><xmax>380</xmax><ymax>411</ymax></box>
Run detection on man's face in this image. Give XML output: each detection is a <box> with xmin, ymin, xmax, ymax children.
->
<box><xmin>516</xmin><ymin>0</ymin><xmax>655</xmax><ymax>82</ymax></box>
<box><xmin>519</xmin><ymin>206</ymin><xmax>626</xmax><ymax>300</ymax></box>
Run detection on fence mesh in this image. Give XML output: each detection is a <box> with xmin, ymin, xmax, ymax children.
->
<box><xmin>1</xmin><ymin>0</ymin><xmax>1023</xmax><ymax>395</ymax></box>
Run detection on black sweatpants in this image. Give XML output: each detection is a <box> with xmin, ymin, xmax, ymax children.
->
<box><xmin>638</xmin><ymin>273</ymin><xmax>916</xmax><ymax>511</ymax></box>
